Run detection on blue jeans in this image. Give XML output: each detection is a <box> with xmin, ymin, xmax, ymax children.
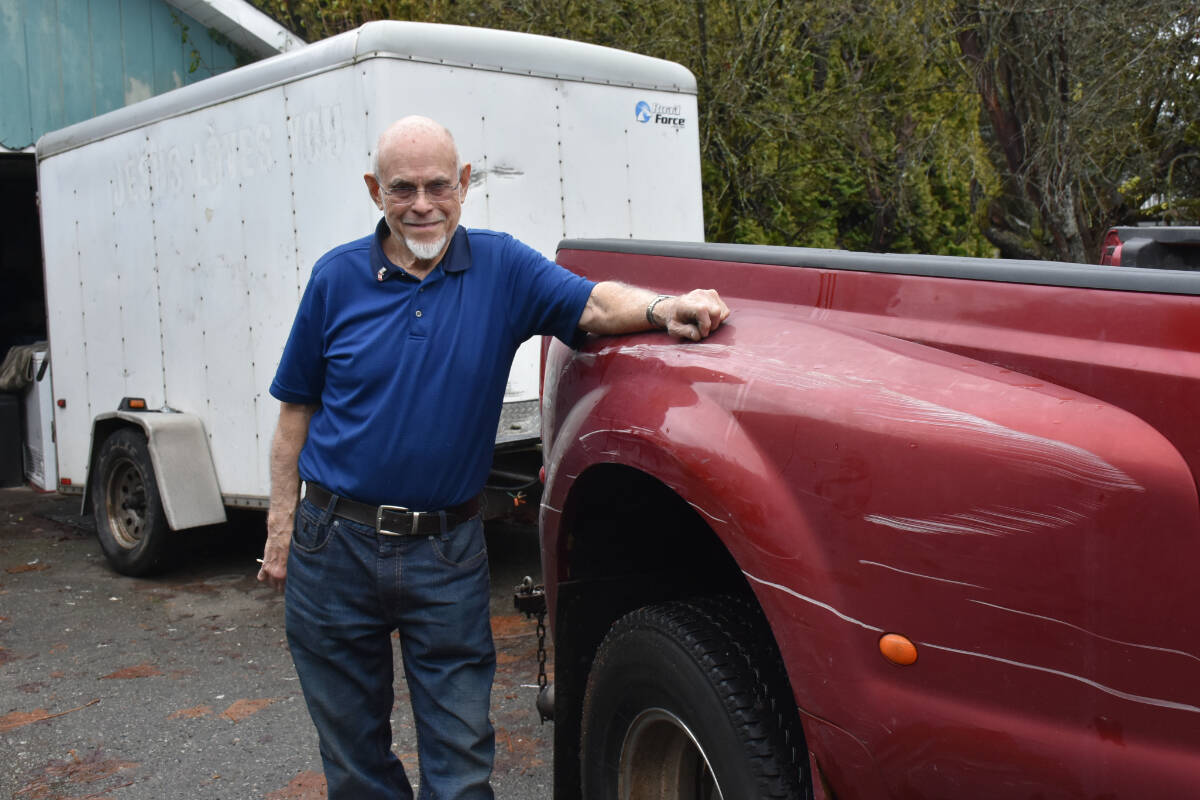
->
<box><xmin>285</xmin><ymin>495</ymin><xmax>496</xmax><ymax>800</ymax></box>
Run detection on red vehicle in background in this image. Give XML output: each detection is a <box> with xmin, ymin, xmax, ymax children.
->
<box><xmin>537</xmin><ymin>239</ymin><xmax>1200</xmax><ymax>799</ymax></box>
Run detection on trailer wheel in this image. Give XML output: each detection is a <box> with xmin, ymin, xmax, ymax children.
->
<box><xmin>581</xmin><ymin>597</ymin><xmax>812</xmax><ymax>800</ymax></box>
<box><xmin>92</xmin><ymin>428</ymin><xmax>172</xmax><ymax>576</ymax></box>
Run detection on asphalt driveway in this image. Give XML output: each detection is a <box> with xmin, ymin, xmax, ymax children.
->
<box><xmin>0</xmin><ymin>487</ymin><xmax>552</xmax><ymax>799</ymax></box>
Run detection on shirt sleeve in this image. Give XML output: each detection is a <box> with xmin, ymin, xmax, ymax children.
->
<box><xmin>503</xmin><ymin>235</ymin><xmax>596</xmax><ymax>346</ymax></box>
<box><xmin>269</xmin><ymin>266</ymin><xmax>327</xmax><ymax>404</ymax></box>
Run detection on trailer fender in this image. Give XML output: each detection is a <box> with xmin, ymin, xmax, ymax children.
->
<box><xmin>84</xmin><ymin>411</ymin><xmax>226</xmax><ymax>531</ymax></box>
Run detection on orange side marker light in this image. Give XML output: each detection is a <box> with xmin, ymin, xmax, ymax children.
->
<box><xmin>879</xmin><ymin>633</ymin><xmax>918</xmax><ymax>666</ymax></box>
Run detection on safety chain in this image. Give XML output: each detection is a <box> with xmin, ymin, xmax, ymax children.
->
<box><xmin>513</xmin><ymin>576</ymin><xmax>550</xmax><ymax>721</ymax></box>
<box><xmin>535</xmin><ymin>609</ymin><xmax>548</xmax><ymax>691</ymax></box>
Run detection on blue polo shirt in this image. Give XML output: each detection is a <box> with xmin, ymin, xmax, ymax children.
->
<box><xmin>269</xmin><ymin>220</ymin><xmax>595</xmax><ymax>509</ymax></box>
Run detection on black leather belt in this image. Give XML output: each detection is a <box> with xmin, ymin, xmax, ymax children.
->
<box><xmin>304</xmin><ymin>482</ymin><xmax>480</xmax><ymax>537</ymax></box>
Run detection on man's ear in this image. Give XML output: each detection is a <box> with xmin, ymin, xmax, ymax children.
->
<box><xmin>364</xmin><ymin>173</ymin><xmax>383</xmax><ymax>209</ymax></box>
<box><xmin>458</xmin><ymin>163</ymin><xmax>471</xmax><ymax>201</ymax></box>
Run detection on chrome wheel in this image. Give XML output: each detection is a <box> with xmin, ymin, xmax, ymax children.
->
<box><xmin>618</xmin><ymin>708</ymin><xmax>724</xmax><ymax>800</ymax></box>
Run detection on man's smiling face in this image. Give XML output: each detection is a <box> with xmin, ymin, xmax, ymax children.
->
<box><xmin>366</xmin><ymin>117</ymin><xmax>470</xmax><ymax>267</ymax></box>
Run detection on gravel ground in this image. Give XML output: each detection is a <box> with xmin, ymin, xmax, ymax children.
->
<box><xmin>0</xmin><ymin>487</ymin><xmax>553</xmax><ymax>799</ymax></box>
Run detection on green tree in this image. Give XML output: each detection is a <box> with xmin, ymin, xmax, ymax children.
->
<box><xmin>250</xmin><ymin>1</ymin><xmax>1199</xmax><ymax>259</ymax></box>
<box><xmin>952</xmin><ymin>1</ymin><xmax>1199</xmax><ymax>261</ymax></box>
<box><xmin>785</xmin><ymin>0</ymin><xmax>992</xmax><ymax>255</ymax></box>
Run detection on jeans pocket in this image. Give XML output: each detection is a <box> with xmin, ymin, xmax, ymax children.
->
<box><xmin>291</xmin><ymin>501</ymin><xmax>336</xmax><ymax>554</ymax></box>
<box><xmin>431</xmin><ymin>517</ymin><xmax>487</xmax><ymax>568</ymax></box>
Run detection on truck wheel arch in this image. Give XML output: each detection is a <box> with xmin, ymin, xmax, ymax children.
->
<box><xmin>84</xmin><ymin>411</ymin><xmax>226</xmax><ymax>532</ymax></box>
<box><xmin>543</xmin><ymin>403</ymin><xmax>835</xmax><ymax>691</ymax></box>
<box><xmin>546</xmin><ymin>461</ymin><xmax>813</xmax><ymax>799</ymax></box>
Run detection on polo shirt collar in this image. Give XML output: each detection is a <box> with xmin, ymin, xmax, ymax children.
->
<box><xmin>370</xmin><ymin>219</ymin><xmax>473</xmax><ymax>283</ymax></box>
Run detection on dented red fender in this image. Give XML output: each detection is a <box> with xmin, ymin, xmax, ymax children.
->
<box><xmin>541</xmin><ymin>242</ymin><xmax>1200</xmax><ymax>798</ymax></box>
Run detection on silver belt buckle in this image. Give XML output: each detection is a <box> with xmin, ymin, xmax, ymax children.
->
<box><xmin>376</xmin><ymin>504</ymin><xmax>420</xmax><ymax>536</ymax></box>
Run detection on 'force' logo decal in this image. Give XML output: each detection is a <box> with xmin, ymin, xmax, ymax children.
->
<box><xmin>635</xmin><ymin>101</ymin><xmax>686</xmax><ymax>129</ymax></box>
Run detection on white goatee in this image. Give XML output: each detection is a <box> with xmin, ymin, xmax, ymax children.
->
<box><xmin>406</xmin><ymin>235</ymin><xmax>447</xmax><ymax>261</ymax></box>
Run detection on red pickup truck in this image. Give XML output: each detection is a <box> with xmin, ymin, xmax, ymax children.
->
<box><xmin>538</xmin><ymin>240</ymin><xmax>1200</xmax><ymax>799</ymax></box>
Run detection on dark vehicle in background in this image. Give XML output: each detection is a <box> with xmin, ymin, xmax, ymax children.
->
<box><xmin>1101</xmin><ymin>226</ymin><xmax>1200</xmax><ymax>269</ymax></box>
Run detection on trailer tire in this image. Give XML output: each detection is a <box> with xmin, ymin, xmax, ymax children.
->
<box><xmin>581</xmin><ymin>597</ymin><xmax>812</xmax><ymax>800</ymax></box>
<box><xmin>92</xmin><ymin>428</ymin><xmax>172</xmax><ymax>576</ymax></box>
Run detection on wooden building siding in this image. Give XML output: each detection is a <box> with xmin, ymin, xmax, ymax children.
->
<box><xmin>1</xmin><ymin>0</ymin><xmax>251</xmax><ymax>150</ymax></box>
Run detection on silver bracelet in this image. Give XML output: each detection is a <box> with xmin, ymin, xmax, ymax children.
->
<box><xmin>645</xmin><ymin>294</ymin><xmax>671</xmax><ymax>328</ymax></box>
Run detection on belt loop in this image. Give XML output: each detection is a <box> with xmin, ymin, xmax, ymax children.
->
<box><xmin>307</xmin><ymin>481</ymin><xmax>339</xmax><ymax>526</ymax></box>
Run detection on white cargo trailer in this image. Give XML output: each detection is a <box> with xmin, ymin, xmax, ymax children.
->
<box><xmin>36</xmin><ymin>20</ymin><xmax>703</xmax><ymax>574</ymax></box>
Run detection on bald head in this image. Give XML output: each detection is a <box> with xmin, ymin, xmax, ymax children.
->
<box><xmin>372</xmin><ymin>116</ymin><xmax>461</xmax><ymax>178</ymax></box>
<box><xmin>364</xmin><ymin>116</ymin><xmax>471</xmax><ymax>270</ymax></box>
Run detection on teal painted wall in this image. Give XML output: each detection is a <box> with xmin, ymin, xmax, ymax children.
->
<box><xmin>0</xmin><ymin>0</ymin><xmax>252</xmax><ymax>150</ymax></box>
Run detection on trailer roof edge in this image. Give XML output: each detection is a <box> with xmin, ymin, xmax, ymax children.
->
<box><xmin>37</xmin><ymin>21</ymin><xmax>697</xmax><ymax>160</ymax></box>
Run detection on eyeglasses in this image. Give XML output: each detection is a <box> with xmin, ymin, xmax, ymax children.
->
<box><xmin>379</xmin><ymin>181</ymin><xmax>461</xmax><ymax>204</ymax></box>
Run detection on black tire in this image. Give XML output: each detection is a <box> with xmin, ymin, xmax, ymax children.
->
<box><xmin>581</xmin><ymin>596</ymin><xmax>812</xmax><ymax>800</ymax></box>
<box><xmin>91</xmin><ymin>428</ymin><xmax>173</xmax><ymax>576</ymax></box>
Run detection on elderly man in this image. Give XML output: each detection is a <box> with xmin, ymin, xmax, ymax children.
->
<box><xmin>258</xmin><ymin>116</ymin><xmax>728</xmax><ymax>799</ymax></box>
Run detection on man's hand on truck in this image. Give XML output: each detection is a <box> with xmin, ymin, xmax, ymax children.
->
<box><xmin>578</xmin><ymin>283</ymin><xmax>730</xmax><ymax>341</ymax></box>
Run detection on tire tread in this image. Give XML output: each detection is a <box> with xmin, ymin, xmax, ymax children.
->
<box><xmin>92</xmin><ymin>428</ymin><xmax>173</xmax><ymax>576</ymax></box>
<box><xmin>584</xmin><ymin>595</ymin><xmax>811</xmax><ymax>799</ymax></box>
